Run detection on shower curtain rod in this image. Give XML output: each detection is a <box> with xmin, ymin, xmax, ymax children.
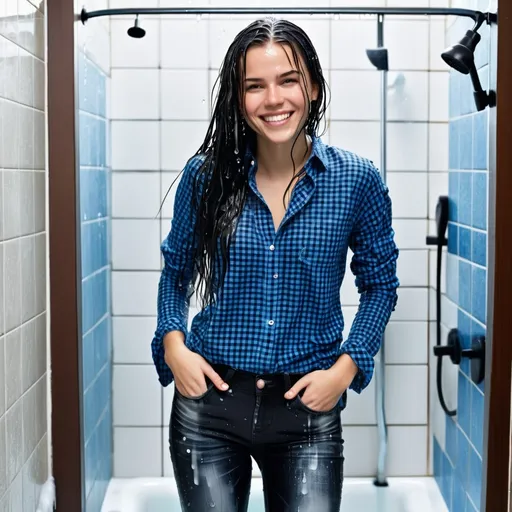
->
<box><xmin>80</xmin><ymin>6</ymin><xmax>496</xmax><ymax>24</ymax></box>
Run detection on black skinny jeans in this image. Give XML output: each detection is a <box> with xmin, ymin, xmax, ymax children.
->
<box><xmin>169</xmin><ymin>362</ymin><xmax>345</xmax><ymax>512</ymax></box>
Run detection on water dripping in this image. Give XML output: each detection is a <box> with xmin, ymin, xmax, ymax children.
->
<box><xmin>301</xmin><ymin>472</ymin><xmax>308</xmax><ymax>495</ymax></box>
<box><xmin>309</xmin><ymin>448</ymin><xmax>318</xmax><ymax>471</ymax></box>
<box><xmin>192</xmin><ymin>449</ymin><xmax>199</xmax><ymax>485</ymax></box>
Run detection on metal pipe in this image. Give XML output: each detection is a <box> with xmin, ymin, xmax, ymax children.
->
<box><xmin>375</xmin><ymin>13</ymin><xmax>389</xmax><ymax>488</ymax></box>
<box><xmin>80</xmin><ymin>6</ymin><xmax>485</xmax><ymax>23</ymax></box>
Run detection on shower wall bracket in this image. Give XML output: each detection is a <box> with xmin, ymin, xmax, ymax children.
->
<box><xmin>434</xmin><ymin>328</ymin><xmax>486</xmax><ymax>385</ymax></box>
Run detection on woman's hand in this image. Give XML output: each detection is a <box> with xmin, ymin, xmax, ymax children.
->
<box><xmin>284</xmin><ymin>354</ymin><xmax>359</xmax><ymax>412</ymax></box>
<box><xmin>164</xmin><ymin>341</ymin><xmax>229</xmax><ymax>398</ymax></box>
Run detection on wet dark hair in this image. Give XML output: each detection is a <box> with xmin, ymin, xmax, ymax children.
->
<box><xmin>161</xmin><ymin>16</ymin><xmax>330</xmax><ymax>311</ymax></box>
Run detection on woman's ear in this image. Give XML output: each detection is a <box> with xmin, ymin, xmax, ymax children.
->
<box><xmin>311</xmin><ymin>83</ymin><xmax>319</xmax><ymax>102</ymax></box>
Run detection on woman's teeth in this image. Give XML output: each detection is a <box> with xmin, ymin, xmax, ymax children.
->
<box><xmin>263</xmin><ymin>112</ymin><xmax>292</xmax><ymax>123</ymax></box>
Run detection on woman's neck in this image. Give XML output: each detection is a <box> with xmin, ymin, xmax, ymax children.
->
<box><xmin>255</xmin><ymin>133</ymin><xmax>312</xmax><ymax>180</ymax></box>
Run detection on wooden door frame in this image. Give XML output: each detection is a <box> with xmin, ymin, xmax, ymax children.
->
<box><xmin>46</xmin><ymin>2</ymin><xmax>512</xmax><ymax>511</ymax></box>
<box><xmin>482</xmin><ymin>1</ymin><xmax>512</xmax><ymax>511</ymax></box>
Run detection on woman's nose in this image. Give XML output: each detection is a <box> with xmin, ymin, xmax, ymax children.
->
<box><xmin>265</xmin><ymin>84</ymin><xmax>283</xmax><ymax>106</ymax></box>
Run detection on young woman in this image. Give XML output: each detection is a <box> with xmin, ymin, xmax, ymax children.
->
<box><xmin>152</xmin><ymin>17</ymin><xmax>399</xmax><ymax>512</ymax></box>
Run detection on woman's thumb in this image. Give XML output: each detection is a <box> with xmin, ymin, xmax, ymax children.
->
<box><xmin>203</xmin><ymin>365</ymin><xmax>229</xmax><ymax>391</ymax></box>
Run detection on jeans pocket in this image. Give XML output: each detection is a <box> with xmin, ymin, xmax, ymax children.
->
<box><xmin>294</xmin><ymin>393</ymin><xmax>340</xmax><ymax>416</ymax></box>
<box><xmin>175</xmin><ymin>376</ymin><xmax>216</xmax><ymax>402</ymax></box>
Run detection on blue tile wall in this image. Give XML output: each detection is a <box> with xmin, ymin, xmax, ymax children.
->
<box><xmin>434</xmin><ymin>5</ymin><xmax>489</xmax><ymax>511</ymax></box>
<box><xmin>78</xmin><ymin>49</ymin><xmax>112</xmax><ymax>512</ymax></box>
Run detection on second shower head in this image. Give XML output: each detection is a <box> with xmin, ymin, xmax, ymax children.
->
<box><xmin>441</xmin><ymin>29</ymin><xmax>481</xmax><ymax>75</ymax></box>
<box><xmin>440</xmin><ymin>14</ymin><xmax>496</xmax><ymax>111</ymax></box>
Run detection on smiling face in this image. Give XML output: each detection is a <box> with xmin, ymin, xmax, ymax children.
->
<box><xmin>241</xmin><ymin>41</ymin><xmax>318</xmax><ymax>146</ymax></box>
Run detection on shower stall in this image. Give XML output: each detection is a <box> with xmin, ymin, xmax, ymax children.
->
<box><xmin>46</xmin><ymin>2</ymin><xmax>498</xmax><ymax>511</ymax></box>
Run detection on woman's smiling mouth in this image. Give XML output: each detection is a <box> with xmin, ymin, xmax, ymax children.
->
<box><xmin>261</xmin><ymin>112</ymin><xmax>294</xmax><ymax>125</ymax></box>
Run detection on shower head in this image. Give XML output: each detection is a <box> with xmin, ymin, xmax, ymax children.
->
<box><xmin>440</xmin><ymin>18</ymin><xmax>495</xmax><ymax>111</ymax></box>
<box><xmin>128</xmin><ymin>15</ymin><xmax>146</xmax><ymax>38</ymax></box>
<box><xmin>441</xmin><ymin>29</ymin><xmax>480</xmax><ymax>75</ymax></box>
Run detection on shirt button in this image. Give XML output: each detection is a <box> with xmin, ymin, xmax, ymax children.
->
<box><xmin>269</xmin><ymin>245</ymin><xmax>275</xmax><ymax>251</ymax></box>
<box><xmin>273</xmin><ymin>274</ymin><xmax>278</xmax><ymax>279</ymax></box>
<box><xmin>268</xmin><ymin>320</ymin><xmax>274</xmax><ymax>326</ymax></box>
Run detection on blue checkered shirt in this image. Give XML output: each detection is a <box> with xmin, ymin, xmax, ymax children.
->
<box><xmin>151</xmin><ymin>135</ymin><xmax>399</xmax><ymax>409</ymax></box>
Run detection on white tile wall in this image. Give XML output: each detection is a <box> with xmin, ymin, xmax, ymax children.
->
<box><xmin>0</xmin><ymin>0</ymin><xmax>49</xmax><ymax>506</ymax></box>
<box><xmin>111</xmin><ymin>20</ymin><xmax>161</xmax><ymax>68</ymax></box>
<box><xmin>114</xmin><ymin>427</ymin><xmax>162</xmax><ymax>477</ymax></box>
<box><xmin>396</xmin><ymin>250</ymin><xmax>429</xmax><ymax>287</ymax></box>
<box><xmin>384</xmin><ymin>20</ymin><xmax>430</xmax><ymax>70</ymax></box>
<box><xmin>429</xmin><ymin>123</ymin><xmax>449</xmax><ymax>171</ymax></box>
<box><xmin>387</xmin><ymin>173</ymin><xmax>428</xmax><ymax>219</ymax></box>
<box><xmin>113</xmin><ymin>365</ymin><xmax>162</xmax><ymax>426</ymax></box>
<box><xmin>429</xmin><ymin>72</ymin><xmax>450</xmax><ymax>122</ymax></box>
<box><xmin>112</xmin><ymin>172</ymin><xmax>161</xmax><ymax>218</ymax></box>
<box><xmin>161</xmin><ymin>19</ymin><xmax>209</xmax><ymax>69</ymax></box>
<box><xmin>161</xmin><ymin>121</ymin><xmax>210</xmax><ymax>170</ymax></box>
<box><xmin>112</xmin><ymin>121</ymin><xmax>161</xmax><ymax>170</ymax></box>
<box><xmin>161</xmin><ymin>70</ymin><xmax>209</xmax><ymax>120</ymax></box>
<box><xmin>112</xmin><ymin>271</ymin><xmax>161</xmax><ymax>316</ymax></box>
<box><xmin>111</xmin><ymin>69</ymin><xmax>160</xmax><ymax>119</ymax></box>
<box><xmin>113</xmin><ymin>316</ymin><xmax>156</xmax><ymax>364</ymax></box>
<box><xmin>109</xmin><ymin>3</ymin><xmax>450</xmax><ymax>479</ymax></box>
<box><xmin>385</xmin><ymin>322</ymin><xmax>429</xmax><ymax>364</ymax></box>
<box><xmin>112</xmin><ymin>219</ymin><xmax>161</xmax><ymax>270</ymax></box>
<box><xmin>387</xmin><ymin>426</ymin><xmax>428</xmax><ymax>476</ymax></box>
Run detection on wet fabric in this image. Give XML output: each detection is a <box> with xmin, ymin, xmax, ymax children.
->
<box><xmin>169</xmin><ymin>363</ymin><xmax>344</xmax><ymax>512</ymax></box>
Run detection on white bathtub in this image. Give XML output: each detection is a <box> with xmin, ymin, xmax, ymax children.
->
<box><xmin>101</xmin><ymin>476</ymin><xmax>448</xmax><ymax>512</ymax></box>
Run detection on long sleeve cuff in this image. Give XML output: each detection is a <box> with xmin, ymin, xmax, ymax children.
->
<box><xmin>340</xmin><ymin>288</ymin><xmax>398</xmax><ymax>393</ymax></box>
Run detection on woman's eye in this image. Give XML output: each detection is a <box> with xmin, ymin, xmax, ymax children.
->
<box><xmin>283</xmin><ymin>78</ymin><xmax>297</xmax><ymax>84</ymax></box>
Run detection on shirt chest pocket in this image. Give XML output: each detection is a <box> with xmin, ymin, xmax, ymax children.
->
<box><xmin>297</xmin><ymin>218</ymin><xmax>342</xmax><ymax>267</ymax></box>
